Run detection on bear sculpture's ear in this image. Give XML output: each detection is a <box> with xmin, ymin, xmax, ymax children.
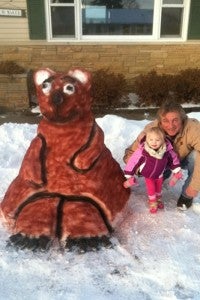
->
<box><xmin>68</xmin><ymin>68</ymin><xmax>91</xmax><ymax>90</ymax></box>
<box><xmin>34</xmin><ymin>68</ymin><xmax>55</xmax><ymax>86</ymax></box>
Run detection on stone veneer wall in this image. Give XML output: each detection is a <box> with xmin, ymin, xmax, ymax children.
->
<box><xmin>0</xmin><ymin>43</ymin><xmax>200</xmax><ymax>111</ymax></box>
<box><xmin>0</xmin><ymin>74</ymin><xmax>28</xmax><ymax>111</ymax></box>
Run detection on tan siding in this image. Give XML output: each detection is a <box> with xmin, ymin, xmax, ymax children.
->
<box><xmin>0</xmin><ymin>35</ymin><xmax>29</xmax><ymax>40</ymax></box>
<box><xmin>0</xmin><ymin>0</ymin><xmax>29</xmax><ymax>42</ymax></box>
<box><xmin>0</xmin><ymin>19</ymin><xmax>27</xmax><ymax>28</ymax></box>
<box><xmin>0</xmin><ymin>0</ymin><xmax>26</xmax><ymax>9</ymax></box>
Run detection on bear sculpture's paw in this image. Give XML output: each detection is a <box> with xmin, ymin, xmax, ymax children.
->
<box><xmin>7</xmin><ymin>233</ymin><xmax>52</xmax><ymax>252</ymax></box>
<box><xmin>65</xmin><ymin>235</ymin><xmax>113</xmax><ymax>253</ymax></box>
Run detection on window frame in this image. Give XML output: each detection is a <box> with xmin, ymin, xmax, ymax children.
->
<box><xmin>46</xmin><ymin>0</ymin><xmax>78</xmax><ymax>39</ymax></box>
<box><xmin>159</xmin><ymin>0</ymin><xmax>191</xmax><ymax>39</ymax></box>
<box><xmin>45</xmin><ymin>0</ymin><xmax>191</xmax><ymax>42</ymax></box>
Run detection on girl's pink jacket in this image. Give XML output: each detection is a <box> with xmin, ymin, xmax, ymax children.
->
<box><xmin>124</xmin><ymin>138</ymin><xmax>181</xmax><ymax>179</ymax></box>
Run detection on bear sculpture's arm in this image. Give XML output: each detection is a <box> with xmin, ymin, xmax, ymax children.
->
<box><xmin>19</xmin><ymin>134</ymin><xmax>46</xmax><ymax>187</ymax></box>
<box><xmin>70</xmin><ymin>122</ymin><xmax>105</xmax><ymax>173</ymax></box>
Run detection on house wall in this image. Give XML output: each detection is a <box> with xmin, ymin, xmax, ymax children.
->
<box><xmin>1</xmin><ymin>42</ymin><xmax>200</xmax><ymax>111</ymax></box>
<box><xmin>0</xmin><ymin>73</ymin><xmax>28</xmax><ymax>111</ymax></box>
<box><xmin>0</xmin><ymin>1</ymin><xmax>28</xmax><ymax>42</ymax></box>
<box><xmin>1</xmin><ymin>43</ymin><xmax>200</xmax><ymax>79</ymax></box>
<box><xmin>1</xmin><ymin>1</ymin><xmax>200</xmax><ymax>111</ymax></box>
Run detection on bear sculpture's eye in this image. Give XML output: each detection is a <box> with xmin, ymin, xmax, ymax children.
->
<box><xmin>63</xmin><ymin>83</ymin><xmax>75</xmax><ymax>95</ymax></box>
<box><xmin>42</xmin><ymin>81</ymin><xmax>52</xmax><ymax>94</ymax></box>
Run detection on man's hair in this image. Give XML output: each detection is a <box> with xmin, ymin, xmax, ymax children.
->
<box><xmin>157</xmin><ymin>97</ymin><xmax>187</xmax><ymax>123</ymax></box>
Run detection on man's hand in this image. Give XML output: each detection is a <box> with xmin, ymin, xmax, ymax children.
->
<box><xmin>185</xmin><ymin>186</ymin><xmax>198</xmax><ymax>198</ymax></box>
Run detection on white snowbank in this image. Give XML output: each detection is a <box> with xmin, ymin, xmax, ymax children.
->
<box><xmin>0</xmin><ymin>113</ymin><xmax>200</xmax><ymax>300</ymax></box>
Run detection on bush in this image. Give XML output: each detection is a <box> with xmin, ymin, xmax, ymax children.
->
<box><xmin>91</xmin><ymin>68</ymin><xmax>130</xmax><ymax>109</ymax></box>
<box><xmin>0</xmin><ymin>60</ymin><xmax>26</xmax><ymax>75</ymax></box>
<box><xmin>173</xmin><ymin>68</ymin><xmax>200</xmax><ymax>104</ymax></box>
<box><xmin>133</xmin><ymin>69</ymin><xmax>200</xmax><ymax>106</ymax></box>
<box><xmin>133</xmin><ymin>70</ymin><xmax>173</xmax><ymax>106</ymax></box>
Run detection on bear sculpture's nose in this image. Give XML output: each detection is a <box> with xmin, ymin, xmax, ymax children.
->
<box><xmin>52</xmin><ymin>90</ymin><xmax>63</xmax><ymax>105</ymax></box>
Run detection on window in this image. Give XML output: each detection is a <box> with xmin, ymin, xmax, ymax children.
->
<box><xmin>45</xmin><ymin>0</ymin><xmax>190</xmax><ymax>41</ymax></box>
<box><xmin>49</xmin><ymin>0</ymin><xmax>75</xmax><ymax>38</ymax></box>
<box><xmin>160</xmin><ymin>0</ymin><xmax>184</xmax><ymax>37</ymax></box>
<box><xmin>82</xmin><ymin>0</ymin><xmax>154</xmax><ymax>36</ymax></box>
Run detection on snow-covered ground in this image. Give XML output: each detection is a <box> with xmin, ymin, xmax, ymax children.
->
<box><xmin>0</xmin><ymin>113</ymin><xmax>200</xmax><ymax>300</ymax></box>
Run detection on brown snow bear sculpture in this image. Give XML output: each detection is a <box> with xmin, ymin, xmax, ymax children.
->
<box><xmin>1</xmin><ymin>67</ymin><xmax>130</xmax><ymax>251</ymax></box>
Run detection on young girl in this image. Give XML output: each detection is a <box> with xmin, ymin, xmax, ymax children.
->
<box><xmin>123</xmin><ymin>127</ymin><xmax>182</xmax><ymax>213</ymax></box>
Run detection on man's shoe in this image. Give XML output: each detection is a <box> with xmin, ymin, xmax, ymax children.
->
<box><xmin>177</xmin><ymin>194</ymin><xmax>193</xmax><ymax>211</ymax></box>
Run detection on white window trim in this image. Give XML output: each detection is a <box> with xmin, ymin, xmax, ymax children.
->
<box><xmin>159</xmin><ymin>0</ymin><xmax>191</xmax><ymax>41</ymax></box>
<box><xmin>45</xmin><ymin>0</ymin><xmax>191</xmax><ymax>43</ymax></box>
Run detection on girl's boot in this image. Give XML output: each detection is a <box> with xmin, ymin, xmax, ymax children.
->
<box><xmin>157</xmin><ymin>198</ymin><xmax>164</xmax><ymax>209</ymax></box>
<box><xmin>148</xmin><ymin>198</ymin><xmax>158</xmax><ymax>214</ymax></box>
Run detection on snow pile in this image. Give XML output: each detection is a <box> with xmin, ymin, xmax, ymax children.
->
<box><xmin>0</xmin><ymin>113</ymin><xmax>200</xmax><ymax>300</ymax></box>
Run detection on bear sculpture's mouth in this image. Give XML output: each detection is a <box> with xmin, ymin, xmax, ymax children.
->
<box><xmin>43</xmin><ymin>109</ymin><xmax>79</xmax><ymax>124</ymax></box>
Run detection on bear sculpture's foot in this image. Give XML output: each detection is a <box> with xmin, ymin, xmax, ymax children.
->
<box><xmin>7</xmin><ymin>233</ymin><xmax>52</xmax><ymax>251</ymax></box>
<box><xmin>65</xmin><ymin>235</ymin><xmax>113</xmax><ymax>253</ymax></box>
<box><xmin>6</xmin><ymin>233</ymin><xmax>113</xmax><ymax>253</ymax></box>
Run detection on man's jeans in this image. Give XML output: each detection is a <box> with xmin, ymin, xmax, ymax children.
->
<box><xmin>181</xmin><ymin>151</ymin><xmax>195</xmax><ymax>197</ymax></box>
